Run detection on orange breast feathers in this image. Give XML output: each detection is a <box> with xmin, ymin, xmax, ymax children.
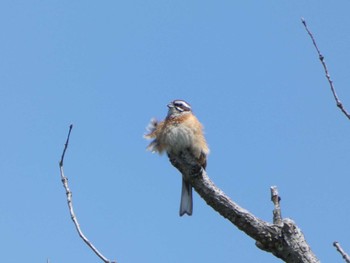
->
<box><xmin>144</xmin><ymin>113</ymin><xmax>209</xmax><ymax>166</ymax></box>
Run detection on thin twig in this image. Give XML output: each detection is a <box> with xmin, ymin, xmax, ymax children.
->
<box><xmin>301</xmin><ymin>18</ymin><xmax>350</xmax><ymax>120</ymax></box>
<box><xmin>59</xmin><ymin>124</ymin><xmax>73</xmax><ymax>167</ymax></box>
<box><xmin>59</xmin><ymin>125</ymin><xmax>116</xmax><ymax>263</ymax></box>
<box><xmin>334</xmin><ymin>242</ymin><xmax>350</xmax><ymax>263</ymax></box>
<box><xmin>270</xmin><ymin>186</ymin><xmax>282</xmax><ymax>226</ymax></box>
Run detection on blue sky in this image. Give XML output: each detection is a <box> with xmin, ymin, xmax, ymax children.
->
<box><xmin>1</xmin><ymin>1</ymin><xmax>350</xmax><ymax>262</ymax></box>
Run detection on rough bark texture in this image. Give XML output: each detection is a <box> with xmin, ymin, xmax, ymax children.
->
<box><xmin>169</xmin><ymin>150</ymin><xmax>319</xmax><ymax>263</ymax></box>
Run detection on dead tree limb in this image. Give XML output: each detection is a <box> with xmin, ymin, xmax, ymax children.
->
<box><xmin>301</xmin><ymin>18</ymin><xmax>350</xmax><ymax>120</ymax></box>
<box><xmin>169</xmin><ymin>150</ymin><xmax>319</xmax><ymax>263</ymax></box>
<box><xmin>271</xmin><ymin>186</ymin><xmax>283</xmax><ymax>226</ymax></box>
<box><xmin>59</xmin><ymin>125</ymin><xmax>116</xmax><ymax>263</ymax></box>
<box><xmin>334</xmin><ymin>242</ymin><xmax>350</xmax><ymax>263</ymax></box>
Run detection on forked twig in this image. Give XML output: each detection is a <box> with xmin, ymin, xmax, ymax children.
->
<box><xmin>334</xmin><ymin>242</ymin><xmax>350</xmax><ymax>263</ymax></box>
<box><xmin>59</xmin><ymin>125</ymin><xmax>116</xmax><ymax>263</ymax></box>
<box><xmin>302</xmin><ymin>18</ymin><xmax>350</xmax><ymax>120</ymax></box>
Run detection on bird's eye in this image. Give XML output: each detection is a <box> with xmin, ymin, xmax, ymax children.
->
<box><xmin>174</xmin><ymin>101</ymin><xmax>184</xmax><ymax>106</ymax></box>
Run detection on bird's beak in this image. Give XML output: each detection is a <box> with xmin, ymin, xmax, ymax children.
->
<box><xmin>167</xmin><ymin>103</ymin><xmax>174</xmax><ymax>108</ymax></box>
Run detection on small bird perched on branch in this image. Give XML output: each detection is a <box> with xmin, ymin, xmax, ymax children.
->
<box><xmin>144</xmin><ymin>100</ymin><xmax>209</xmax><ymax>216</ymax></box>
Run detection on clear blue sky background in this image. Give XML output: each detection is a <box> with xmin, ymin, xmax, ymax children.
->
<box><xmin>1</xmin><ymin>1</ymin><xmax>349</xmax><ymax>262</ymax></box>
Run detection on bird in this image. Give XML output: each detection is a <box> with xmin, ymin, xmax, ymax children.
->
<box><xmin>144</xmin><ymin>100</ymin><xmax>209</xmax><ymax>216</ymax></box>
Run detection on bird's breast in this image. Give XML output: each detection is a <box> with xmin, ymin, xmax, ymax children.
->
<box><xmin>163</xmin><ymin>124</ymin><xmax>194</xmax><ymax>153</ymax></box>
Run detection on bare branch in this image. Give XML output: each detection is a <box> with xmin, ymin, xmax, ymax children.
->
<box><xmin>301</xmin><ymin>18</ymin><xmax>350</xmax><ymax>120</ymax></box>
<box><xmin>270</xmin><ymin>186</ymin><xmax>283</xmax><ymax>226</ymax></box>
<box><xmin>59</xmin><ymin>125</ymin><xmax>116</xmax><ymax>263</ymax></box>
<box><xmin>334</xmin><ymin>242</ymin><xmax>350</xmax><ymax>263</ymax></box>
<box><xmin>59</xmin><ymin>124</ymin><xmax>73</xmax><ymax>167</ymax></box>
<box><xmin>169</xmin><ymin>150</ymin><xmax>319</xmax><ymax>263</ymax></box>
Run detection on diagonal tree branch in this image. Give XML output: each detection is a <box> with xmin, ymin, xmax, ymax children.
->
<box><xmin>59</xmin><ymin>125</ymin><xmax>116</xmax><ymax>263</ymax></box>
<box><xmin>301</xmin><ymin>18</ymin><xmax>350</xmax><ymax>120</ymax></box>
<box><xmin>168</xmin><ymin>150</ymin><xmax>319</xmax><ymax>263</ymax></box>
<box><xmin>334</xmin><ymin>242</ymin><xmax>350</xmax><ymax>263</ymax></box>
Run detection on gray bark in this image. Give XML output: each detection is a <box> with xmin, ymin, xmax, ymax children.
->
<box><xmin>169</xmin><ymin>150</ymin><xmax>319</xmax><ymax>263</ymax></box>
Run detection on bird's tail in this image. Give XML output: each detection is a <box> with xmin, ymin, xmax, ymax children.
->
<box><xmin>179</xmin><ymin>178</ymin><xmax>193</xmax><ymax>216</ymax></box>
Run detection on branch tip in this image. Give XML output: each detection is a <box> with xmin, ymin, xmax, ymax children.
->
<box><xmin>302</xmin><ymin>18</ymin><xmax>350</xmax><ymax>120</ymax></box>
<box><xmin>333</xmin><ymin>241</ymin><xmax>350</xmax><ymax>263</ymax></box>
<box><xmin>270</xmin><ymin>186</ymin><xmax>282</xmax><ymax>226</ymax></box>
<box><xmin>59</xmin><ymin>124</ymin><xmax>74</xmax><ymax>167</ymax></box>
<box><xmin>59</xmin><ymin>125</ymin><xmax>115</xmax><ymax>263</ymax></box>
